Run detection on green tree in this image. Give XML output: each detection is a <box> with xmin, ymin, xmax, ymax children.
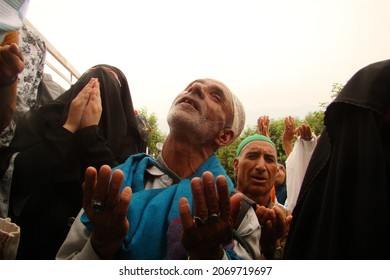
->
<box><xmin>138</xmin><ymin>107</ymin><xmax>167</xmax><ymax>156</ymax></box>
<box><xmin>303</xmin><ymin>110</ymin><xmax>325</xmax><ymax>136</ymax></box>
<box><xmin>319</xmin><ymin>82</ymin><xmax>344</xmax><ymax>109</ymax></box>
<box><xmin>331</xmin><ymin>82</ymin><xmax>344</xmax><ymax>100</ymax></box>
<box><xmin>306</xmin><ymin>82</ymin><xmax>343</xmax><ymax>136</ymax></box>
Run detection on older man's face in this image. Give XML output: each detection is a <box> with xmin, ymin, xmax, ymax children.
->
<box><xmin>234</xmin><ymin>141</ymin><xmax>278</xmax><ymax>202</ymax></box>
<box><xmin>167</xmin><ymin>78</ymin><xmax>234</xmax><ymax>142</ymax></box>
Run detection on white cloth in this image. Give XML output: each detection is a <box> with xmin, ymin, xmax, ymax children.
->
<box><xmin>0</xmin><ymin>217</ymin><xmax>20</xmax><ymax>259</ymax></box>
<box><xmin>285</xmin><ymin>135</ymin><xmax>317</xmax><ymax>212</ymax></box>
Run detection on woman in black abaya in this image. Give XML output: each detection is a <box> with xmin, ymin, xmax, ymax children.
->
<box><xmin>284</xmin><ymin>59</ymin><xmax>390</xmax><ymax>259</ymax></box>
<box><xmin>3</xmin><ymin>65</ymin><xmax>144</xmax><ymax>259</ymax></box>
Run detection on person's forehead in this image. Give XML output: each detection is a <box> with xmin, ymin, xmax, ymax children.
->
<box><xmin>188</xmin><ymin>79</ymin><xmax>233</xmax><ymax>98</ymax></box>
<box><xmin>277</xmin><ymin>164</ymin><xmax>286</xmax><ymax>171</ymax></box>
<box><xmin>242</xmin><ymin>140</ymin><xmax>277</xmax><ymax>155</ymax></box>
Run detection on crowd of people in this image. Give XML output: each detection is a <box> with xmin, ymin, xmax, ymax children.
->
<box><xmin>1</xmin><ymin>0</ymin><xmax>389</xmax><ymax>260</ymax></box>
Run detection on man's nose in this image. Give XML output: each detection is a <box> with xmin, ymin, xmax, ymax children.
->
<box><xmin>255</xmin><ymin>157</ymin><xmax>266</xmax><ymax>171</ymax></box>
<box><xmin>187</xmin><ymin>82</ymin><xmax>206</xmax><ymax>98</ymax></box>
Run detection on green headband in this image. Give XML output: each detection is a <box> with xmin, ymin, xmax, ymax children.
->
<box><xmin>236</xmin><ymin>134</ymin><xmax>276</xmax><ymax>156</ymax></box>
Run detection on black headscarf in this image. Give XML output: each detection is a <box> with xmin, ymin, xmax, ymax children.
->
<box><xmin>9</xmin><ymin>64</ymin><xmax>142</xmax><ymax>164</ymax></box>
<box><xmin>284</xmin><ymin>59</ymin><xmax>390</xmax><ymax>259</ymax></box>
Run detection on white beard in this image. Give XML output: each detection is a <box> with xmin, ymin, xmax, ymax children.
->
<box><xmin>167</xmin><ymin>105</ymin><xmax>224</xmax><ymax>144</ymax></box>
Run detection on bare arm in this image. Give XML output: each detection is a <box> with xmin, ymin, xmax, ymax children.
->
<box><xmin>282</xmin><ymin>116</ymin><xmax>297</xmax><ymax>158</ymax></box>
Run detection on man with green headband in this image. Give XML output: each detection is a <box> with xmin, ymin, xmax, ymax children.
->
<box><xmin>233</xmin><ymin>134</ymin><xmax>291</xmax><ymax>259</ymax></box>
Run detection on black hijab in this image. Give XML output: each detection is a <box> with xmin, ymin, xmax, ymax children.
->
<box><xmin>69</xmin><ymin>64</ymin><xmax>142</xmax><ymax>162</ymax></box>
<box><xmin>3</xmin><ymin>64</ymin><xmax>142</xmax><ymax>168</ymax></box>
<box><xmin>284</xmin><ymin>59</ymin><xmax>390</xmax><ymax>259</ymax></box>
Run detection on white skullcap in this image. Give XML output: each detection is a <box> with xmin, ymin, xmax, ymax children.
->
<box><xmin>230</xmin><ymin>93</ymin><xmax>245</xmax><ymax>141</ymax></box>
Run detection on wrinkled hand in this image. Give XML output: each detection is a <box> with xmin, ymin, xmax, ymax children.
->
<box><xmin>0</xmin><ymin>43</ymin><xmax>24</xmax><ymax>85</ymax></box>
<box><xmin>179</xmin><ymin>171</ymin><xmax>242</xmax><ymax>259</ymax></box>
<box><xmin>255</xmin><ymin>205</ymin><xmax>291</xmax><ymax>258</ymax></box>
<box><xmin>297</xmin><ymin>124</ymin><xmax>313</xmax><ymax>141</ymax></box>
<box><xmin>83</xmin><ymin>165</ymin><xmax>132</xmax><ymax>259</ymax></box>
<box><xmin>257</xmin><ymin>115</ymin><xmax>270</xmax><ymax>137</ymax></box>
<box><xmin>63</xmin><ymin>78</ymin><xmax>100</xmax><ymax>133</ymax></box>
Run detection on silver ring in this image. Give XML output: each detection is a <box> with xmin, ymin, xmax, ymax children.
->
<box><xmin>194</xmin><ymin>216</ymin><xmax>208</xmax><ymax>226</ymax></box>
<box><xmin>208</xmin><ymin>213</ymin><xmax>220</xmax><ymax>224</ymax></box>
<box><xmin>91</xmin><ymin>199</ymin><xmax>104</xmax><ymax>213</ymax></box>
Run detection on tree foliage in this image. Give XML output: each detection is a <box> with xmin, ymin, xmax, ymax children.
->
<box><xmin>303</xmin><ymin>111</ymin><xmax>325</xmax><ymax>136</ymax></box>
<box><xmin>138</xmin><ymin>107</ymin><xmax>167</xmax><ymax>157</ymax></box>
<box><xmin>319</xmin><ymin>82</ymin><xmax>344</xmax><ymax>109</ymax></box>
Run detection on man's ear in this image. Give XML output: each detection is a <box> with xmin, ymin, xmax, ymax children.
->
<box><xmin>233</xmin><ymin>157</ymin><xmax>241</xmax><ymax>186</ymax></box>
<box><xmin>233</xmin><ymin>157</ymin><xmax>239</xmax><ymax>176</ymax></box>
<box><xmin>215</xmin><ymin>128</ymin><xmax>235</xmax><ymax>147</ymax></box>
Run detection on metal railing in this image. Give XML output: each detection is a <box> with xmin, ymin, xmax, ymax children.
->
<box><xmin>23</xmin><ymin>18</ymin><xmax>80</xmax><ymax>86</ymax></box>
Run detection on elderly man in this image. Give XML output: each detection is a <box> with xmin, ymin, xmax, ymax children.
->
<box><xmin>56</xmin><ymin>78</ymin><xmax>252</xmax><ymax>260</ymax></box>
<box><xmin>233</xmin><ymin>134</ymin><xmax>291</xmax><ymax>259</ymax></box>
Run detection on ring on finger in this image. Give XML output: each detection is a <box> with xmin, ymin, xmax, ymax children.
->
<box><xmin>208</xmin><ymin>213</ymin><xmax>220</xmax><ymax>224</ymax></box>
<box><xmin>91</xmin><ymin>199</ymin><xmax>104</xmax><ymax>213</ymax></box>
<box><xmin>194</xmin><ymin>216</ymin><xmax>208</xmax><ymax>227</ymax></box>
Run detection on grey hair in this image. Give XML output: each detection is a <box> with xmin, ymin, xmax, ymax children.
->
<box><xmin>230</xmin><ymin>93</ymin><xmax>246</xmax><ymax>141</ymax></box>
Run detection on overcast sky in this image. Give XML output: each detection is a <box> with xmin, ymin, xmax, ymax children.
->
<box><xmin>26</xmin><ymin>0</ymin><xmax>390</xmax><ymax>133</ymax></box>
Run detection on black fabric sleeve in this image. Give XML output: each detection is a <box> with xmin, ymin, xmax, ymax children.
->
<box><xmin>11</xmin><ymin>125</ymin><xmax>77</xmax><ymax>197</ymax></box>
<box><xmin>74</xmin><ymin>125</ymin><xmax>118</xmax><ymax>169</ymax></box>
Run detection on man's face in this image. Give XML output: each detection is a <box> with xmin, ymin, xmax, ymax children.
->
<box><xmin>167</xmin><ymin>78</ymin><xmax>234</xmax><ymax>143</ymax></box>
<box><xmin>234</xmin><ymin>141</ymin><xmax>278</xmax><ymax>203</ymax></box>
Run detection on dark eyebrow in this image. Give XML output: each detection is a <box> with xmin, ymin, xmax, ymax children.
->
<box><xmin>246</xmin><ymin>151</ymin><xmax>260</xmax><ymax>157</ymax></box>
